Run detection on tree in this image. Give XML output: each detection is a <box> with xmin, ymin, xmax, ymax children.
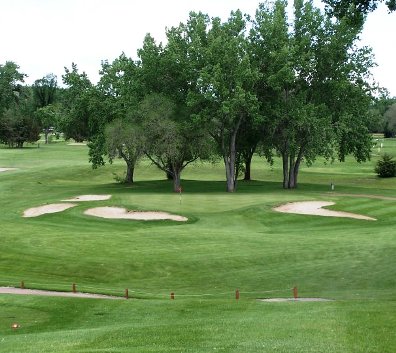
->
<box><xmin>383</xmin><ymin>103</ymin><xmax>396</xmax><ymax>137</ymax></box>
<box><xmin>140</xmin><ymin>94</ymin><xmax>208</xmax><ymax>192</ymax></box>
<box><xmin>87</xmin><ymin>54</ymin><xmax>143</xmax><ymax>179</ymax></box>
<box><xmin>34</xmin><ymin>104</ymin><xmax>61</xmax><ymax>144</ymax></box>
<box><xmin>0</xmin><ymin>86</ymin><xmax>40</xmax><ymax>147</ymax></box>
<box><xmin>375</xmin><ymin>154</ymin><xmax>396</xmax><ymax>177</ymax></box>
<box><xmin>61</xmin><ymin>63</ymin><xmax>93</xmax><ymax>142</ymax></box>
<box><xmin>252</xmin><ymin>0</ymin><xmax>375</xmax><ymax>189</ymax></box>
<box><xmin>189</xmin><ymin>11</ymin><xmax>260</xmax><ymax>192</ymax></box>
<box><xmin>0</xmin><ymin>63</ymin><xmax>40</xmax><ymax>147</ymax></box>
<box><xmin>137</xmin><ymin>17</ymin><xmax>212</xmax><ymax>191</ymax></box>
<box><xmin>104</xmin><ymin>119</ymin><xmax>145</xmax><ymax>183</ymax></box>
<box><xmin>0</xmin><ymin>61</ymin><xmax>25</xmax><ymax>114</ymax></box>
<box><xmin>32</xmin><ymin>74</ymin><xmax>58</xmax><ymax>109</ymax></box>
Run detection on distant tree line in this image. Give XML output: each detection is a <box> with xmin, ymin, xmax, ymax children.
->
<box><xmin>1</xmin><ymin>0</ymin><xmax>393</xmax><ymax>190</ymax></box>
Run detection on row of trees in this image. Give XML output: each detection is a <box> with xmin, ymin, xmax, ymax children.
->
<box><xmin>1</xmin><ymin>1</ymin><xmax>394</xmax><ymax>190</ymax></box>
<box><xmin>60</xmin><ymin>0</ymin><xmax>378</xmax><ymax>191</ymax></box>
<box><xmin>0</xmin><ymin>62</ymin><xmax>62</xmax><ymax>147</ymax></box>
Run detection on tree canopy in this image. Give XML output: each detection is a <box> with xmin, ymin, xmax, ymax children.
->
<box><xmin>1</xmin><ymin>0</ymin><xmax>381</xmax><ymax>189</ymax></box>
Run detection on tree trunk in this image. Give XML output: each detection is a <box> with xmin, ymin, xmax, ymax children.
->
<box><xmin>291</xmin><ymin>149</ymin><xmax>304</xmax><ymax>189</ymax></box>
<box><xmin>224</xmin><ymin>132</ymin><xmax>239</xmax><ymax>192</ymax></box>
<box><xmin>166</xmin><ymin>170</ymin><xmax>173</xmax><ymax>180</ymax></box>
<box><xmin>125</xmin><ymin>164</ymin><xmax>134</xmax><ymax>183</ymax></box>
<box><xmin>288</xmin><ymin>155</ymin><xmax>296</xmax><ymax>189</ymax></box>
<box><xmin>282</xmin><ymin>152</ymin><xmax>289</xmax><ymax>189</ymax></box>
<box><xmin>243</xmin><ymin>152</ymin><xmax>253</xmax><ymax>181</ymax></box>
<box><xmin>44</xmin><ymin>130</ymin><xmax>49</xmax><ymax>144</ymax></box>
<box><xmin>172</xmin><ymin>169</ymin><xmax>181</xmax><ymax>192</ymax></box>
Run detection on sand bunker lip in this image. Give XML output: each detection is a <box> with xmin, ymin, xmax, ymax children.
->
<box><xmin>61</xmin><ymin>194</ymin><xmax>112</xmax><ymax>202</ymax></box>
<box><xmin>23</xmin><ymin>203</ymin><xmax>77</xmax><ymax>217</ymax></box>
<box><xmin>273</xmin><ymin>201</ymin><xmax>376</xmax><ymax>221</ymax></box>
<box><xmin>84</xmin><ymin>206</ymin><xmax>188</xmax><ymax>222</ymax></box>
<box><xmin>260</xmin><ymin>298</ymin><xmax>333</xmax><ymax>302</ymax></box>
<box><xmin>0</xmin><ymin>287</ymin><xmax>122</xmax><ymax>300</ymax></box>
<box><xmin>0</xmin><ymin>167</ymin><xmax>17</xmax><ymax>172</ymax></box>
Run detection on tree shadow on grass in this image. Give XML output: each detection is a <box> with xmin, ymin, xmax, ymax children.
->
<box><xmin>96</xmin><ymin>179</ymin><xmax>332</xmax><ymax>195</ymax></box>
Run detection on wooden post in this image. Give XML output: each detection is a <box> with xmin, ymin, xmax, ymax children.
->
<box><xmin>293</xmin><ymin>286</ymin><xmax>298</xmax><ymax>299</ymax></box>
<box><xmin>170</xmin><ymin>292</ymin><xmax>175</xmax><ymax>300</ymax></box>
<box><xmin>125</xmin><ymin>288</ymin><xmax>129</xmax><ymax>299</ymax></box>
<box><xmin>236</xmin><ymin>289</ymin><xmax>240</xmax><ymax>300</ymax></box>
<box><xmin>72</xmin><ymin>283</ymin><xmax>76</xmax><ymax>293</ymax></box>
<box><xmin>20</xmin><ymin>281</ymin><xmax>25</xmax><ymax>289</ymax></box>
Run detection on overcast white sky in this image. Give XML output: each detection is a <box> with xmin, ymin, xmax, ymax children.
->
<box><xmin>1</xmin><ymin>0</ymin><xmax>395</xmax><ymax>96</ymax></box>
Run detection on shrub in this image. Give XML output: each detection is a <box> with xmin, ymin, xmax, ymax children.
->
<box><xmin>375</xmin><ymin>154</ymin><xmax>396</xmax><ymax>178</ymax></box>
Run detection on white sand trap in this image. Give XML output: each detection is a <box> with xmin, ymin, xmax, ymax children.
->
<box><xmin>260</xmin><ymin>298</ymin><xmax>333</xmax><ymax>302</ymax></box>
<box><xmin>62</xmin><ymin>194</ymin><xmax>112</xmax><ymax>202</ymax></box>
<box><xmin>23</xmin><ymin>203</ymin><xmax>77</xmax><ymax>217</ymax></box>
<box><xmin>0</xmin><ymin>287</ymin><xmax>122</xmax><ymax>300</ymax></box>
<box><xmin>67</xmin><ymin>142</ymin><xmax>87</xmax><ymax>146</ymax></box>
<box><xmin>84</xmin><ymin>206</ymin><xmax>188</xmax><ymax>222</ymax></box>
<box><xmin>0</xmin><ymin>168</ymin><xmax>17</xmax><ymax>172</ymax></box>
<box><xmin>273</xmin><ymin>201</ymin><xmax>376</xmax><ymax>221</ymax></box>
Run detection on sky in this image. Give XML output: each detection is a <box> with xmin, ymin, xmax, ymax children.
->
<box><xmin>1</xmin><ymin>0</ymin><xmax>395</xmax><ymax>96</ymax></box>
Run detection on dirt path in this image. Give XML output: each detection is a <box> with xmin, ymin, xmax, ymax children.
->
<box><xmin>0</xmin><ymin>287</ymin><xmax>123</xmax><ymax>300</ymax></box>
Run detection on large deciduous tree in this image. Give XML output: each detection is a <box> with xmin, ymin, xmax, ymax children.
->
<box><xmin>0</xmin><ymin>61</ymin><xmax>25</xmax><ymax>114</ymax></box>
<box><xmin>138</xmin><ymin>16</ymin><xmax>212</xmax><ymax>191</ymax></box>
<box><xmin>252</xmin><ymin>0</ymin><xmax>375</xmax><ymax>189</ymax></box>
<box><xmin>105</xmin><ymin>118</ymin><xmax>145</xmax><ymax>183</ymax></box>
<box><xmin>61</xmin><ymin>63</ymin><xmax>93</xmax><ymax>142</ymax></box>
<box><xmin>0</xmin><ymin>62</ymin><xmax>40</xmax><ymax>147</ymax></box>
<box><xmin>88</xmin><ymin>54</ymin><xmax>143</xmax><ymax>181</ymax></box>
<box><xmin>189</xmin><ymin>11</ymin><xmax>260</xmax><ymax>192</ymax></box>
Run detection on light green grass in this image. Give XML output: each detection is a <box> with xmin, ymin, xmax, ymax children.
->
<box><xmin>0</xmin><ymin>140</ymin><xmax>395</xmax><ymax>352</ymax></box>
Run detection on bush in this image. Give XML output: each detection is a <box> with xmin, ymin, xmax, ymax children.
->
<box><xmin>375</xmin><ymin>154</ymin><xmax>396</xmax><ymax>178</ymax></box>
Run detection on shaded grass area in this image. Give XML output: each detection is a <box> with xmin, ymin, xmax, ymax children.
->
<box><xmin>0</xmin><ymin>140</ymin><xmax>396</xmax><ymax>352</ymax></box>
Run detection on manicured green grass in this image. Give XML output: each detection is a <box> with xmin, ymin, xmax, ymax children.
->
<box><xmin>0</xmin><ymin>140</ymin><xmax>395</xmax><ymax>352</ymax></box>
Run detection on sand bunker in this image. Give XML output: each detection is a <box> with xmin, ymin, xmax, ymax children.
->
<box><xmin>67</xmin><ymin>142</ymin><xmax>87</xmax><ymax>146</ymax></box>
<box><xmin>0</xmin><ymin>168</ymin><xmax>17</xmax><ymax>172</ymax></box>
<box><xmin>273</xmin><ymin>201</ymin><xmax>376</xmax><ymax>221</ymax></box>
<box><xmin>0</xmin><ymin>287</ymin><xmax>122</xmax><ymax>300</ymax></box>
<box><xmin>84</xmin><ymin>206</ymin><xmax>188</xmax><ymax>222</ymax></box>
<box><xmin>23</xmin><ymin>203</ymin><xmax>77</xmax><ymax>217</ymax></box>
<box><xmin>62</xmin><ymin>194</ymin><xmax>112</xmax><ymax>202</ymax></box>
<box><xmin>260</xmin><ymin>298</ymin><xmax>333</xmax><ymax>302</ymax></box>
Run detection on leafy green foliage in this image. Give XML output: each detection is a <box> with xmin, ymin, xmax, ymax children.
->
<box><xmin>61</xmin><ymin>63</ymin><xmax>93</xmax><ymax>142</ymax></box>
<box><xmin>0</xmin><ymin>61</ymin><xmax>25</xmax><ymax>114</ymax></box>
<box><xmin>375</xmin><ymin>153</ymin><xmax>396</xmax><ymax>177</ymax></box>
<box><xmin>323</xmin><ymin>0</ymin><xmax>396</xmax><ymax>26</ymax></box>
<box><xmin>251</xmin><ymin>0</ymin><xmax>374</xmax><ymax>188</ymax></box>
<box><xmin>0</xmin><ymin>65</ymin><xmax>39</xmax><ymax>147</ymax></box>
<box><xmin>104</xmin><ymin>119</ymin><xmax>145</xmax><ymax>183</ymax></box>
<box><xmin>32</xmin><ymin>73</ymin><xmax>58</xmax><ymax>109</ymax></box>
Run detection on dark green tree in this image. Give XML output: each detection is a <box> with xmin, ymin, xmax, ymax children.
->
<box><xmin>189</xmin><ymin>11</ymin><xmax>260</xmax><ymax>192</ymax></box>
<box><xmin>252</xmin><ymin>0</ymin><xmax>375</xmax><ymax>189</ymax></box>
<box><xmin>61</xmin><ymin>64</ymin><xmax>93</xmax><ymax>142</ymax></box>
<box><xmin>32</xmin><ymin>73</ymin><xmax>58</xmax><ymax>109</ymax></box>
<box><xmin>0</xmin><ymin>61</ymin><xmax>25</xmax><ymax>114</ymax></box>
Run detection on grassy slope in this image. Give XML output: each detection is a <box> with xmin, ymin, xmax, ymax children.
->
<box><xmin>0</xmin><ymin>140</ymin><xmax>395</xmax><ymax>352</ymax></box>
